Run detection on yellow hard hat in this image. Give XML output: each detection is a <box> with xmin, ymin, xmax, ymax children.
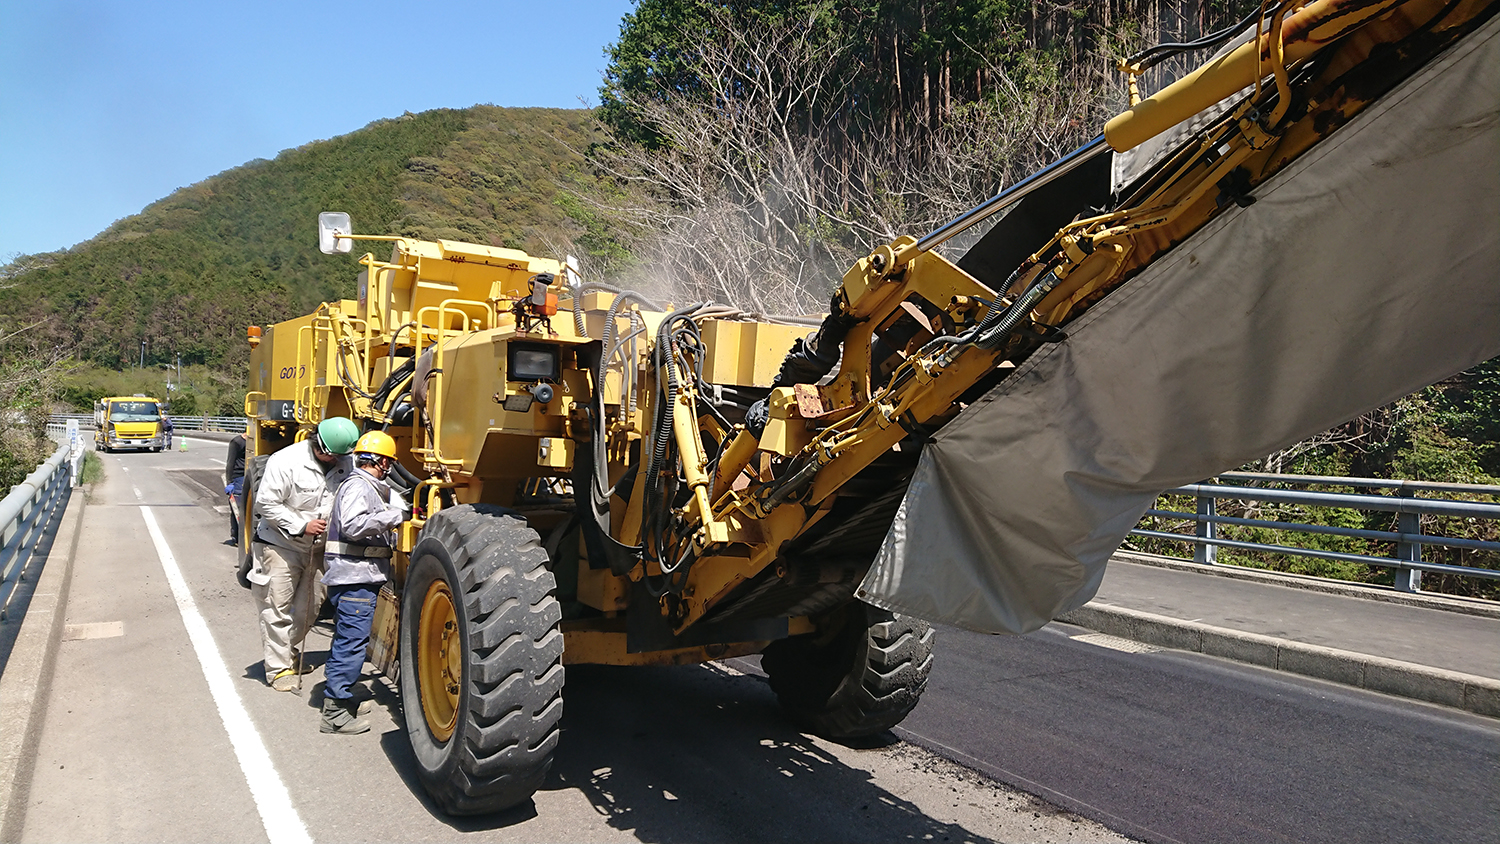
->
<box><xmin>353</xmin><ymin>430</ymin><xmax>397</xmax><ymax>460</ymax></box>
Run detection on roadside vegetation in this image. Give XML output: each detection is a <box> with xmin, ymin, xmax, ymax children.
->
<box><xmin>79</xmin><ymin>452</ymin><xmax>103</xmax><ymax>487</ymax></box>
<box><xmin>588</xmin><ymin>0</ymin><xmax>1214</xmax><ymax>310</ymax></box>
<box><xmin>1130</xmin><ymin>360</ymin><xmax>1500</xmax><ymax>599</ymax></box>
<box><xmin>60</xmin><ymin>363</ymin><xmax>249</xmax><ymax>418</ymax></box>
<box><xmin>0</xmin><ymin>314</ymin><xmax>68</xmax><ymax>493</ymax></box>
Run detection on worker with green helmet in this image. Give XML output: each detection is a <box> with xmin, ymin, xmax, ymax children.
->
<box><xmin>317</xmin><ymin>430</ymin><xmax>406</xmax><ymax>734</ymax></box>
<box><xmin>249</xmin><ymin>417</ymin><xmax>358</xmax><ymax>692</ymax></box>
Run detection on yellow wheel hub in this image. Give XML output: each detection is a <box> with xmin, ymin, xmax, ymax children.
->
<box><xmin>417</xmin><ymin>578</ymin><xmax>462</xmax><ymax>742</ymax></box>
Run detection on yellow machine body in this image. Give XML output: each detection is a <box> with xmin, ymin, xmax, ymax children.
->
<box><xmin>244</xmin><ymin>0</ymin><xmax>1489</xmax><ymax>676</ymax></box>
<box><xmin>245</xmin><ymin>235</ymin><xmax>815</xmax><ymax>666</ymax></box>
<box><xmin>238</xmin><ymin>0</ymin><xmax>1494</xmax><ymax>815</ymax></box>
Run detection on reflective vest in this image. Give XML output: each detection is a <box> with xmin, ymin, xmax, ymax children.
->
<box><xmin>323</xmin><ymin>471</ymin><xmax>396</xmax><ymax>586</ymax></box>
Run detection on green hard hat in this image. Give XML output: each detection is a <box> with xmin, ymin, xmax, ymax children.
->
<box><xmin>316</xmin><ymin>417</ymin><xmax>360</xmax><ymax>455</ymax></box>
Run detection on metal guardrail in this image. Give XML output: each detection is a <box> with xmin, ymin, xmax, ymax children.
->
<box><xmin>49</xmin><ymin>413</ymin><xmax>245</xmax><ymax>433</ymax></box>
<box><xmin>0</xmin><ymin>441</ymin><xmax>78</xmax><ymax>621</ymax></box>
<box><xmin>1131</xmin><ymin>472</ymin><xmax>1500</xmax><ymax>594</ymax></box>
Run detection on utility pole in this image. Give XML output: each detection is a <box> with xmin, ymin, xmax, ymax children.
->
<box><xmin>139</xmin><ymin>340</ymin><xmax>146</xmax><ymax>368</ymax></box>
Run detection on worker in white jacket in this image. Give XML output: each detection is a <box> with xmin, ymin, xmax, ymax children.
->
<box><xmin>250</xmin><ymin>417</ymin><xmax>358</xmax><ymax>691</ymax></box>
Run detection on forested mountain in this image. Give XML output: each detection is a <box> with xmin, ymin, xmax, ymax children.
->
<box><xmin>0</xmin><ymin>2</ymin><xmax>1264</xmax><ymax>374</ymax></box>
<box><xmin>0</xmin><ymin>106</ymin><xmax>616</xmax><ymax>374</ymax></box>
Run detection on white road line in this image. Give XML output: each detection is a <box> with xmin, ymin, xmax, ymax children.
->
<box><xmin>708</xmin><ymin>661</ymin><xmax>747</xmax><ymax>677</ymax></box>
<box><xmin>1071</xmin><ymin>632</ymin><xmax>1161</xmax><ymax>654</ymax></box>
<box><xmin>139</xmin><ymin>505</ymin><xmax>314</xmax><ymax>844</ymax></box>
<box><xmin>63</xmin><ymin>620</ymin><xmax>125</xmax><ymax>640</ymax></box>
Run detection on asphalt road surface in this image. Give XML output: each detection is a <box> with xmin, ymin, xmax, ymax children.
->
<box><xmin>885</xmin><ymin>626</ymin><xmax>1500</xmax><ymax>844</ymax></box>
<box><xmin>17</xmin><ymin>445</ymin><xmax>1121</xmax><ymax>843</ymax></box>
<box><xmin>17</xmin><ymin>444</ymin><xmax>1500</xmax><ymax>843</ymax></box>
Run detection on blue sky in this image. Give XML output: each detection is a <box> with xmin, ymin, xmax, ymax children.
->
<box><xmin>0</xmin><ymin>0</ymin><xmax>636</xmax><ymax>261</ymax></box>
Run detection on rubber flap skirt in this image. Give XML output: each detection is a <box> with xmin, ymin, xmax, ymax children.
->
<box><xmin>859</xmin><ymin>17</ymin><xmax>1500</xmax><ymax>633</ymax></box>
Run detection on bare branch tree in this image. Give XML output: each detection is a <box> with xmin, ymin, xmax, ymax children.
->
<box><xmin>1</xmin><ymin>253</ymin><xmax>56</xmax><ymax>284</ymax></box>
<box><xmin>585</xmin><ymin>5</ymin><xmax>1130</xmax><ymax>314</ymax></box>
<box><xmin>1245</xmin><ymin>402</ymin><xmax>1416</xmax><ymax>474</ymax></box>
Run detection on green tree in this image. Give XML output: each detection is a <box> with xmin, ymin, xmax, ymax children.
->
<box><xmin>0</xmin><ymin>322</ymin><xmax>68</xmax><ymax>492</ymax></box>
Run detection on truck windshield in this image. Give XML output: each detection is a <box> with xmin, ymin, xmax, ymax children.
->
<box><xmin>111</xmin><ymin>402</ymin><xmax>160</xmax><ymax>422</ymax></box>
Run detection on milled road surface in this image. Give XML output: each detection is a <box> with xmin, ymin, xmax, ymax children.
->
<box><xmin>17</xmin><ymin>446</ymin><xmax>1122</xmax><ymax>843</ymax></box>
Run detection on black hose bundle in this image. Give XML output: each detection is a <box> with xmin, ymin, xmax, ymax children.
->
<box><xmin>745</xmin><ymin>294</ymin><xmax>858</xmax><ymax>437</ymax></box>
<box><xmin>1125</xmin><ymin>5</ymin><xmax>1270</xmax><ymax>72</ymax></box>
<box><xmin>639</xmin><ymin>306</ymin><xmax>708</xmax><ymax>574</ymax></box>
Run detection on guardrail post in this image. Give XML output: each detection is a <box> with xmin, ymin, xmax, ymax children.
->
<box><xmin>1394</xmin><ymin>487</ymin><xmax>1422</xmax><ymax>592</ymax></box>
<box><xmin>1194</xmin><ymin>489</ymin><xmax>1217</xmax><ymax>565</ymax></box>
<box><xmin>0</xmin><ymin>442</ymin><xmax>70</xmax><ymax>620</ymax></box>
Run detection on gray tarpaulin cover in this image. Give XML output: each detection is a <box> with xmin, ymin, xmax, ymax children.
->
<box><xmin>859</xmin><ymin>15</ymin><xmax>1500</xmax><ymax>634</ymax></box>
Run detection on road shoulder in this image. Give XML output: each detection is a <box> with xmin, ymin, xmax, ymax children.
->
<box><xmin>0</xmin><ymin>490</ymin><xmax>85</xmax><ymax>843</ymax></box>
<box><xmin>1059</xmin><ymin>601</ymin><xmax>1500</xmax><ymax>717</ymax></box>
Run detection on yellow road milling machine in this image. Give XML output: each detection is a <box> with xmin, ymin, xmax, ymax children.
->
<box><xmin>243</xmin><ymin>0</ymin><xmax>1497</xmax><ymax>813</ymax></box>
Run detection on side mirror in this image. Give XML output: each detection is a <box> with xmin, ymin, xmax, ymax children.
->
<box><xmin>318</xmin><ymin>212</ymin><xmax>353</xmax><ymax>254</ymax></box>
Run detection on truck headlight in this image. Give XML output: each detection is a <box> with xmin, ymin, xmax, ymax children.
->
<box><xmin>508</xmin><ymin>343</ymin><xmax>559</xmax><ymax>381</ymax></box>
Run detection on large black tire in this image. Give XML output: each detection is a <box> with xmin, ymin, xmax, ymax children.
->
<box><xmin>399</xmin><ymin>504</ymin><xmax>564</xmax><ymax>815</ymax></box>
<box><xmin>761</xmin><ymin>600</ymin><xmax>934</xmax><ymax>740</ymax></box>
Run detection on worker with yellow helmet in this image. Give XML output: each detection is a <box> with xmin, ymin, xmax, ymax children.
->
<box><xmin>318</xmin><ymin>429</ymin><xmax>406</xmax><ymax>734</ymax></box>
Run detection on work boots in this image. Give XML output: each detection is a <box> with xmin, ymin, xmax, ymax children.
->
<box><xmin>319</xmin><ymin>696</ymin><xmax>371</xmax><ymax>735</ymax></box>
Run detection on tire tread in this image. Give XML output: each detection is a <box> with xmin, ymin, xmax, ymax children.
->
<box><xmin>762</xmin><ymin>602</ymin><xmax>933</xmax><ymax>740</ymax></box>
<box><xmin>402</xmin><ymin>504</ymin><xmax>564</xmax><ymax>815</ymax></box>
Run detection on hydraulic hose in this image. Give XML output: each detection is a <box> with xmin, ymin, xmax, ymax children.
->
<box><xmin>912</xmin><ymin>263</ymin><xmax>1032</xmax><ymax>362</ymax></box>
<box><xmin>387</xmin><ymin>322</ymin><xmax>416</xmax><ymax>362</ymax></box>
<box><xmin>646</xmin><ymin>328</ymin><xmax>678</xmax><ymax>488</ymax></box>
<box><xmin>594</xmin><ymin>290</ymin><xmax>660</xmax><ymax>504</ymax></box>
<box><xmin>643</xmin><ymin>308</ymin><xmax>703</xmax><ymax>502</ymax></box>
<box><xmin>974</xmin><ymin>270</ymin><xmax>1063</xmax><ymax>351</ymax></box>
<box><xmin>569</xmin><ymin>282</ymin><xmax>631</xmax><ymax>339</ymax></box>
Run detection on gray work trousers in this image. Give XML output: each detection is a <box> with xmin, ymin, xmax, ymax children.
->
<box><xmin>250</xmin><ymin>541</ymin><xmax>326</xmax><ymax>682</ymax></box>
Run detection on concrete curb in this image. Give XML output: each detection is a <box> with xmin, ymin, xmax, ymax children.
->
<box><xmin>1058</xmin><ymin>602</ymin><xmax>1500</xmax><ymax>719</ymax></box>
<box><xmin>0</xmin><ymin>489</ymin><xmax>85</xmax><ymax>842</ymax></box>
<box><xmin>1113</xmin><ymin>551</ymin><xmax>1500</xmax><ymax>620</ymax></box>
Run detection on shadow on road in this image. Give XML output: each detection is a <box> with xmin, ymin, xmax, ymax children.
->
<box><xmin>378</xmin><ymin>660</ymin><xmax>992</xmax><ymax>841</ymax></box>
<box><xmin>376</xmin><ymin>701</ymin><xmax>541</xmax><ymax>832</ymax></box>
